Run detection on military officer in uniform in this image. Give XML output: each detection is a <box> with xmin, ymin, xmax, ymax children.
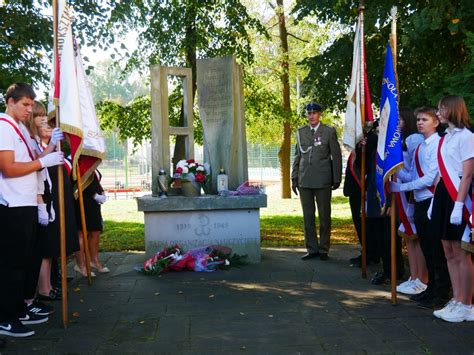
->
<box><xmin>291</xmin><ymin>102</ymin><xmax>342</xmax><ymax>260</ymax></box>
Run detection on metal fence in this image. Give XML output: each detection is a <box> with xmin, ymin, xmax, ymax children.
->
<box><xmin>99</xmin><ymin>139</ymin><xmax>296</xmax><ymax>195</ymax></box>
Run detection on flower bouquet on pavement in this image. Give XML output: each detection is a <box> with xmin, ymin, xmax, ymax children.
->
<box><xmin>138</xmin><ymin>245</ymin><xmax>248</xmax><ymax>275</ymax></box>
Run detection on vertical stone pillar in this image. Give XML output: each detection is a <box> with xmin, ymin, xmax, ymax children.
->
<box><xmin>150</xmin><ymin>65</ymin><xmax>194</xmax><ymax>196</ymax></box>
<box><xmin>197</xmin><ymin>56</ymin><xmax>248</xmax><ymax>191</ymax></box>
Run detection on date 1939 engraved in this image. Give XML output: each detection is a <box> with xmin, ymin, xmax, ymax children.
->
<box><xmin>176</xmin><ymin>223</ymin><xmax>191</xmax><ymax>231</ymax></box>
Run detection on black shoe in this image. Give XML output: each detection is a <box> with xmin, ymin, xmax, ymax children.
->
<box><xmin>0</xmin><ymin>320</ymin><xmax>34</xmax><ymax>337</ymax></box>
<box><xmin>371</xmin><ymin>272</ymin><xmax>388</xmax><ymax>285</ymax></box>
<box><xmin>37</xmin><ymin>289</ymin><xmax>61</xmax><ymax>301</ymax></box>
<box><xmin>301</xmin><ymin>252</ymin><xmax>319</xmax><ymax>260</ymax></box>
<box><xmin>28</xmin><ymin>300</ymin><xmax>54</xmax><ymax>316</ymax></box>
<box><xmin>349</xmin><ymin>255</ymin><xmax>361</xmax><ymax>265</ymax></box>
<box><xmin>319</xmin><ymin>253</ymin><xmax>329</xmax><ymax>261</ymax></box>
<box><xmin>19</xmin><ymin>311</ymin><xmax>49</xmax><ymax>325</ymax></box>
<box><xmin>410</xmin><ymin>289</ymin><xmax>432</xmax><ymax>302</ymax></box>
<box><xmin>368</xmin><ymin>258</ymin><xmax>380</xmax><ymax>265</ymax></box>
<box><xmin>417</xmin><ymin>296</ymin><xmax>449</xmax><ymax>310</ymax></box>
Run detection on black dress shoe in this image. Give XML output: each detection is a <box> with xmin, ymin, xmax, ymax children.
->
<box><xmin>349</xmin><ymin>255</ymin><xmax>361</xmax><ymax>265</ymax></box>
<box><xmin>417</xmin><ymin>296</ymin><xmax>449</xmax><ymax>310</ymax></box>
<box><xmin>37</xmin><ymin>289</ymin><xmax>62</xmax><ymax>301</ymax></box>
<box><xmin>319</xmin><ymin>253</ymin><xmax>328</xmax><ymax>261</ymax></box>
<box><xmin>301</xmin><ymin>252</ymin><xmax>319</xmax><ymax>260</ymax></box>
<box><xmin>410</xmin><ymin>289</ymin><xmax>432</xmax><ymax>302</ymax></box>
<box><xmin>371</xmin><ymin>272</ymin><xmax>389</xmax><ymax>285</ymax></box>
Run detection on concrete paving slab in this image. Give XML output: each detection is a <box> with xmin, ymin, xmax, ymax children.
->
<box><xmin>2</xmin><ymin>245</ymin><xmax>473</xmax><ymax>354</ymax></box>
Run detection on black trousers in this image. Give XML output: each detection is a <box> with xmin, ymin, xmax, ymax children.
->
<box><xmin>368</xmin><ymin>216</ymin><xmax>404</xmax><ymax>277</ymax></box>
<box><xmin>349</xmin><ymin>195</ymin><xmax>362</xmax><ymax>243</ymax></box>
<box><xmin>350</xmin><ymin>195</ymin><xmax>379</xmax><ymax>261</ymax></box>
<box><xmin>0</xmin><ymin>205</ymin><xmax>37</xmax><ymax>322</ymax></box>
<box><xmin>415</xmin><ymin>199</ymin><xmax>451</xmax><ymax>298</ymax></box>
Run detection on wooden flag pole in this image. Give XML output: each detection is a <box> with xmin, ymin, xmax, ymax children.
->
<box><xmin>76</xmin><ymin>163</ymin><xmax>93</xmax><ymax>285</ymax></box>
<box><xmin>390</xmin><ymin>6</ymin><xmax>398</xmax><ymax>305</ymax></box>
<box><xmin>53</xmin><ymin>0</ymin><xmax>69</xmax><ymax>327</ymax></box>
<box><xmin>359</xmin><ymin>0</ymin><xmax>367</xmax><ymax>279</ymax></box>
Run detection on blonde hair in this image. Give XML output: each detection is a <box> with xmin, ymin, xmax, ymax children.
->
<box><xmin>438</xmin><ymin>95</ymin><xmax>471</xmax><ymax>129</ymax></box>
<box><xmin>26</xmin><ymin>101</ymin><xmax>47</xmax><ymax>137</ymax></box>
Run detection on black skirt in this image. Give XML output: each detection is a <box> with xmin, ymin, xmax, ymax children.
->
<box><xmin>74</xmin><ymin>176</ymin><xmax>103</xmax><ymax>232</ymax></box>
<box><xmin>431</xmin><ymin>178</ymin><xmax>472</xmax><ymax>241</ymax></box>
<box><xmin>40</xmin><ymin>167</ymin><xmax>80</xmax><ymax>258</ymax></box>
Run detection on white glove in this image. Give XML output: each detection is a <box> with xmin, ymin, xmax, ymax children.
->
<box><xmin>49</xmin><ymin>202</ymin><xmax>56</xmax><ymax>222</ymax></box>
<box><xmin>390</xmin><ymin>181</ymin><xmax>401</xmax><ymax>192</ymax></box>
<box><xmin>50</xmin><ymin>128</ymin><xmax>64</xmax><ymax>146</ymax></box>
<box><xmin>38</xmin><ymin>203</ymin><xmax>49</xmax><ymax>226</ymax></box>
<box><xmin>39</xmin><ymin>151</ymin><xmax>64</xmax><ymax>168</ymax></box>
<box><xmin>427</xmin><ymin>198</ymin><xmax>433</xmax><ymax>220</ymax></box>
<box><xmin>406</xmin><ymin>203</ymin><xmax>415</xmax><ymax>224</ymax></box>
<box><xmin>94</xmin><ymin>193</ymin><xmax>107</xmax><ymax>204</ymax></box>
<box><xmin>450</xmin><ymin>201</ymin><xmax>464</xmax><ymax>225</ymax></box>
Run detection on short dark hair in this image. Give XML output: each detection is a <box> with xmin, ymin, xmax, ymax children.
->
<box><xmin>5</xmin><ymin>83</ymin><xmax>36</xmax><ymax>104</ymax></box>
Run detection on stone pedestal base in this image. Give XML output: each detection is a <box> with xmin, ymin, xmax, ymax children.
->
<box><xmin>137</xmin><ymin>195</ymin><xmax>267</xmax><ymax>263</ymax></box>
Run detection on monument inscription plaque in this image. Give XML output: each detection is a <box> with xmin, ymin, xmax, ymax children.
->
<box><xmin>198</xmin><ymin>56</ymin><xmax>248</xmax><ymax>191</ymax></box>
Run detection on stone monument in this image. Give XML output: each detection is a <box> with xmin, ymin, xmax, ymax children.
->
<box><xmin>137</xmin><ymin>58</ymin><xmax>266</xmax><ymax>263</ymax></box>
<box><xmin>197</xmin><ymin>56</ymin><xmax>248</xmax><ymax>192</ymax></box>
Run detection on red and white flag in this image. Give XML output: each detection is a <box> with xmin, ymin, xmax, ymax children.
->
<box><xmin>49</xmin><ymin>0</ymin><xmax>105</xmax><ymax>190</ymax></box>
<box><xmin>343</xmin><ymin>11</ymin><xmax>374</xmax><ymax>151</ymax></box>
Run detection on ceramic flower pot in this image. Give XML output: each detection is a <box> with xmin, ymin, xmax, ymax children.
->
<box><xmin>180</xmin><ymin>180</ymin><xmax>201</xmax><ymax>197</ymax></box>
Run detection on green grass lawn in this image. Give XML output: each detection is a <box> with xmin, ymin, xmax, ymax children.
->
<box><xmin>100</xmin><ymin>193</ymin><xmax>357</xmax><ymax>252</ymax></box>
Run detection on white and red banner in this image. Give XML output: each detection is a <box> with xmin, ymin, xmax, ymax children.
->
<box><xmin>49</xmin><ymin>0</ymin><xmax>105</xmax><ymax>190</ymax></box>
<box><xmin>343</xmin><ymin>11</ymin><xmax>374</xmax><ymax>152</ymax></box>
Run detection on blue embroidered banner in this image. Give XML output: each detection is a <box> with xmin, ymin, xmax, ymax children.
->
<box><xmin>376</xmin><ymin>42</ymin><xmax>404</xmax><ymax>210</ymax></box>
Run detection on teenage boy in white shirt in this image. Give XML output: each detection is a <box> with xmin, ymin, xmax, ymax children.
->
<box><xmin>0</xmin><ymin>83</ymin><xmax>64</xmax><ymax>337</ymax></box>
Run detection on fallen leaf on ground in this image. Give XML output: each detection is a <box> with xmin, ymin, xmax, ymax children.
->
<box><xmin>209</xmin><ymin>294</ymin><xmax>215</xmax><ymax>298</ymax></box>
<box><xmin>73</xmin><ymin>287</ymin><xmax>80</xmax><ymax>293</ymax></box>
<box><xmin>72</xmin><ymin>312</ymin><xmax>80</xmax><ymax>318</ymax></box>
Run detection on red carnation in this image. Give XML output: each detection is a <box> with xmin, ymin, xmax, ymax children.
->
<box><xmin>176</xmin><ymin>167</ymin><xmax>183</xmax><ymax>173</ymax></box>
<box><xmin>195</xmin><ymin>173</ymin><xmax>205</xmax><ymax>183</ymax></box>
<box><xmin>186</xmin><ymin>159</ymin><xmax>195</xmax><ymax>164</ymax></box>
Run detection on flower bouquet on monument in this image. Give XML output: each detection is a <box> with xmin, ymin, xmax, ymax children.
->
<box><xmin>172</xmin><ymin>159</ymin><xmax>210</xmax><ymax>196</ymax></box>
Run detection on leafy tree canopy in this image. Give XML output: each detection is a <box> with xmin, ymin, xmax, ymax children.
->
<box><xmin>293</xmin><ymin>0</ymin><xmax>474</xmax><ymax>118</ymax></box>
<box><xmin>0</xmin><ymin>1</ymin><xmax>51</xmax><ymax>98</ymax></box>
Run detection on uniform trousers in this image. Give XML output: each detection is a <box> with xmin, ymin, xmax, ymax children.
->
<box><xmin>299</xmin><ymin>187</ymin><xmax>332</xmax><ymax>254</ymax></box>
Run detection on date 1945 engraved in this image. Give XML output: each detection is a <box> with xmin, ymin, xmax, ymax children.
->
<box><xmin>213</xmin><ymin>222</ymin><xmax>229</xmax><ymax>229</ymax></box>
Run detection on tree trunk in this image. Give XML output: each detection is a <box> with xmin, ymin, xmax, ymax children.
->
<box><xmin>276</xmin><ymin>0</ymin><xmax>292</xmax><ymax>199</ymax></box>
<box><xmin>172</xmin><ymin>6</ymin><xmax>197</xmax><ymax>169</ymax></box>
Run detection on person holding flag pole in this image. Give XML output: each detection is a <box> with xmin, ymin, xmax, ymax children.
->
<box><xmin>342</xmin><ymin>0</ymin><xmax>375</xmax><ymax>278</ymax></box>
<box><xmin>375</xmin><ymin>7</ymin><xmax>405</xmax><ymax>304</ymax></box>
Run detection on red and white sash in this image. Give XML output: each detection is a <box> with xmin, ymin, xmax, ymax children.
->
<box><xmin>414</xmin><ymin>144</ymin><xmax>435</xmax><ymax>194</ymax></box>
<box><xmin>437</xmin><ymin>136</ymin><xmax>472</xmax><ymax>243</ymax></box>
<box><xmin>395</xmin><ymin>176</ymin><xmax>417</xmax><ymax>238</ymax></box>
<box><xmin>0</xmin><ymin>116</ymin><xmax>35</xmax><ymax>161</ymax></box>
<box><xmin>348</xmin><ymin>151</ymin><xmax>362</xmax><ymax>189</ymax></box>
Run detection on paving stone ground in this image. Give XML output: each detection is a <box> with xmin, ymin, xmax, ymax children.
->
<box><xmin>2</xmin><ymin>245</ymin><xmax>474</xmax><ymax>354</ymax></box>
